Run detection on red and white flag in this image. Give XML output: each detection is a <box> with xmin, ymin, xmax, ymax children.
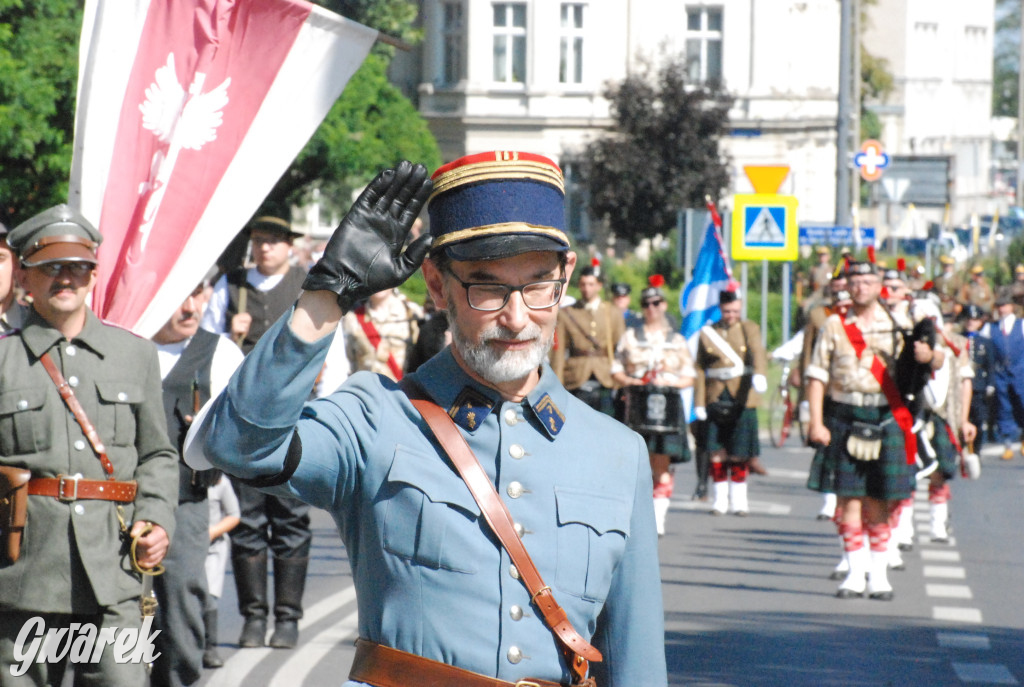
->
<box><xmin>70</xmin><ymin>0</ymin><xmax>377</xmax><ymax>337</ymax></box>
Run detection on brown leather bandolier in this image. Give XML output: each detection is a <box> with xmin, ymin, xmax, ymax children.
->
<box><xmin>349</xmin><ymin>380</ymin><xmax>602</xmax><ymax>687</ymax></box>
<box><xmin>32</xmin><ymin>352</ymin><xmax>138</xmax><ymax>502</ymax></box>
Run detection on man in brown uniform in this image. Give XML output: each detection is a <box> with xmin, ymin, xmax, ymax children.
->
<box><xmin>933</xmin><ymin>255</ymin><xmax>960</xmax><ymax>318</ymax></box>
<box><xmin>693</xmin><ymin>289</ymin><xmax>768</xmax><ymax>515</ymax></box>
<box><xmin>550</xmin><ymin>265</ymin><xmax>624</xmax><ymax>414</ymax></box>
<box><xmin>809</xmin><ymin>246</ymin><xmax>833</xmax><ymax>295</ymax></box>
<box><xmin>959</xmin><ymin>264</ymin><xmax>995</xmax><ymax>313</ymax></box>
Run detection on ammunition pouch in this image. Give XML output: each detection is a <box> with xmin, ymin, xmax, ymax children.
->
<box><xmin>0</xmin><ymin>466</ymin><xmax>31</xmax><ymax>564</ymax></box>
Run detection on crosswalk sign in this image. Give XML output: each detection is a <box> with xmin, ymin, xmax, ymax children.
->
<box><xmin>731</xmin><ymin>193</ymin><xmax>799</xmax><ymax>261</ymax></box>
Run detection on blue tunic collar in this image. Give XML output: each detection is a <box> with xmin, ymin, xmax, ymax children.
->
<box><xmin>411</xmin><ymin>347</ymin><xmax>568</xmax><ymax>438</ymax></box>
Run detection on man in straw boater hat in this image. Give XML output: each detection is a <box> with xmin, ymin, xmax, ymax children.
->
<box><xmin>185</xmin><ymin>153</ymin><xmax>667</xmax><ymax>686</ymax></box>
<box><xmin>805</xmin><ymin>258</ymin><xmax>942</xmax><ymax>600</ymax></box>
<box><xmin>0</xmin><ymin>205</ymin><xmax>178</xmax><ymax>685</ymax></box>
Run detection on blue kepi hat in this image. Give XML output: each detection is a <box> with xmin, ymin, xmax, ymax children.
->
<box><xmin>427</xmin><ymin>151</ymin><xmax>569</xmax><ymax>261</ymax></box>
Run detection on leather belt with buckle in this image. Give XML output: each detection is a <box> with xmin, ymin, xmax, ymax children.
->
<box><xmin>27</xmin><ymin>474</ymin><xmax>137</xmax><ymax>503</ymax></box>
<box><xmin>349</xmin><ymin>639</ymin><xmax>566</xmax><ymax>687</ymax></box>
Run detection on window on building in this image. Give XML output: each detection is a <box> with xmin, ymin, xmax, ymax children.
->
<box><xmin>442</xmin><ymin>2</ymin><xmax>465</xmax><ymax>85</ymax></box>
<box><xmin>685</xmin><ymin>6</ymin><xmax>723</xmax><ymax>83</ymax></box>
<box><xmin>560</xmin><ymin>3</ymin><xmax>585</xmax><ymax>84</ymax></box>
<box><xmin>493</xmin><ymin>3</ymin><xmax>527</xmax><ymax>83</ymax></box>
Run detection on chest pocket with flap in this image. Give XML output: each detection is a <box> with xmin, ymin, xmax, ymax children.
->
<box><xmin>96</xmin><ymin>382</ymin><xmax>143</xmax><ymax>447</ymax></box>
<box><xmin>554</xmin><ymin>486</ymin><xmax>631</xmax><ymax>602</ymax></box>
<box><xmin>382</xmin><ymin>445</ymin><xmax>482</xmax><ymax>574</ymax></box>
<box><xmin>0</xmin><ymin>388</ymin><xmax>50</xmax><ymax>455</ymax></box>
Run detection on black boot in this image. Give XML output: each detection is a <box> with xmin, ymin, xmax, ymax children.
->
<box><xmin>203</xmin><ymin>609</ymin><xmax>224</xmax><ymax>669</ymax></box>
<box><xmin>692</xmin><ymin>449</ymin><xmax>710</xmax><ymax>500</ymax></box>
<box><xmin>269</xmin><ymin>556</ymin><xmax>309</xmax><ymax>649</ymax></box>
<box><xmin>233</xmin><ymin>551</ymin><xmax>269</xmax><ymax>647</ymax></box>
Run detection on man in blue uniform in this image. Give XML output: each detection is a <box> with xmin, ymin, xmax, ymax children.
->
<box><xmin>186</xmin><ymin>152</ymin><xmax>666</xmax><ymax>686</ymax></box>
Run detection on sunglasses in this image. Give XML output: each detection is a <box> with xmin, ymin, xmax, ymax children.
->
<box><xmin>642</xmin><ymin>300</ymin><xmax>664</xmax><ymax>308</ymax></box>
<box><xmin>35</xmin><ymin>262</ymin><xmax>94</xmax><ymax>278</ymax></box>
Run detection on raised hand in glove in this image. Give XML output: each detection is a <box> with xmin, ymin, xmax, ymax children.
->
<box><xmin>303</xmin><ymin>160</ymin><xmax>433</xmax><ymax>312</ymax></box>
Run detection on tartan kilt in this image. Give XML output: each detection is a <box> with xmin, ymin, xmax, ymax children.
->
<box><xmin>928</xmin><ymin>414</ymin><xmax>959</xmax><ymax>480</ymax></box>
<box><xmin>806</xmin><ymin>401</ymin><xmax>914</xmax><ymax>501</ymax></box>
<box><xmin>642</xmin><ymin>426</ymin><xmax>692</xmax><ymax>463</ymax></box>
<box><xmin>705</xmin><ymin>408</ymin><xmax>760</xmax><ymax>460</ymax></box>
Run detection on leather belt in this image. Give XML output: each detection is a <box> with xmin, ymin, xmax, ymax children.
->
<box><xmin>830</xmin><ymin>391</ymin><xmax>888</xmax><ymax>407</ymax></box>
<box><xmin>705</xmin><ymin>365</ymin><xmax>751</xmax><ymax>380</ymax></box>
<box><xmin>28</xmin><ymin>475</ymin><xmax>137</xmax><ymax>503</ymax></box>
<box><xmin>569</xmin><ymin>351</ymin><xmax>605</xmax><ymax>358</ymax></box>
<box><xmin>349</xmin><ymin>639</ymin><xmax>565</xmax><ymax>687</ymax></box>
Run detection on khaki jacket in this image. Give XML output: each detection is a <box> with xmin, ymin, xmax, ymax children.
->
<box><xmin>694</xmin><ymin>319</ymin><xmax>766</xmax><ymax>409</ymax></box>
<box><xmin>551</xmin><ymin>300</ymin><xmax>624</xmax><ymax>390</ymax></box>
<box><xmin>0</xmin><ymin>309</ymin><xmax>178</xmax><ymax>614</ymax></box>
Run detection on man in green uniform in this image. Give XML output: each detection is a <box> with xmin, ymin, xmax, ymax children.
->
<box><xmin>0</xmin><ymin>205</ymin><xmax>178</xmax><ymax>685</ymax></box>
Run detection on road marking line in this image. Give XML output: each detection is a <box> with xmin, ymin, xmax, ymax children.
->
<box><xmin>937</xmin><ymin>632</ymin><xmax>990</xmax><ymax>650</ymax></box>
<box><xmin>933</xmin><ymin>606</ymin><xmax>983</xmax><ymax>623</ymax></box>
<box><xmin>924</xmin><ymin>565</ymin><xmax>966</xmax><ymax>579</ymax></box>
<box><xmin>951</xmin><ymin>662</ymin><xmax>1018</xmax><ymax>684</ymax></box>
<box><xmin>926</xmin><ymin>584</ymin><xmax>973</xmax><ymax>599</ymax></box>
<box><xmin>762</xmin><ymin>468</ymin><xmax>808</xmax><ymax>480</ymax></box>
<box><xmin>921</xmin><ymin>550</ymin><xmax>961</xmax><ymax>562</ymax></box>
<box><xmin>203</xmin><ymin>584</ymin><xmax>359</xmax><ymax>687</ymax></box>
<box><xmin>271</xmin><ymin>608</ymin><xmax>361</xmax><ymax>686</ymax></box>
<box><xmin>913</xmin><ymin>512</ymin><xmax>929</xmax><ymax>522</ymax></box>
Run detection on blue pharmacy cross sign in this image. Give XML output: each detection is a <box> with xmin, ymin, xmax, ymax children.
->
<box><xmin>744</xmin><ymin>205</ymin><xmax>787</xmax><ymax>248</ymax></box>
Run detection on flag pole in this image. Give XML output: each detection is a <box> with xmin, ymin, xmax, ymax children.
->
<box><xmin>376</xmin><ymin>32</ymin><xmax>413</xmax><ymax>51</ymax></box>
<box><xmin>704</xmin><ymin>195</ymin><xmax>736</xmax><ymax>285</ymax></box>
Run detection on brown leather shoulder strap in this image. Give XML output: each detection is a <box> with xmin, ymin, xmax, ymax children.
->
<box><xmin>400</xmin><ymin>379</ymin><xmax>601</xmax><ymax>684</ymax></box>
<box><xmin>39</xmin><ymin>352</ymin><xmax>115</xmax><ymax>478</ymax></box>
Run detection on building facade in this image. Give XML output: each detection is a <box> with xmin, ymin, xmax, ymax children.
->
<box><xmin>861</xmin><ymin>0</ymin><xmax>994</xmax><ymax>227</ymax></box>
<box><xmin>391</xmin><ymin>0</ymin><xmax>992</xmax><ymax>243</ymax></box>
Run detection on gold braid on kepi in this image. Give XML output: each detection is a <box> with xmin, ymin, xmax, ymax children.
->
<box><xmin>427</xmin><ymin>151</ymin><xmax>569</xmax><ymax>262</ymax></box>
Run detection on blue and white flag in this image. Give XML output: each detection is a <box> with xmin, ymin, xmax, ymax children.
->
<box><xmin>680</xmin><ymin>219</ymin><xmax>733</xmax><ymax>347</ymax></box>
<box><xmin>678</xmin><ymin>215</ymin><xmax>733</xmax><ymax>421</ymax></box>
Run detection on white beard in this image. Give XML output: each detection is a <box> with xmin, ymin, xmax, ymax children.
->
<box><xmin>446</xmin><ymin>300</ymin><xmax>552</xmax><ymax>384</ymax></box>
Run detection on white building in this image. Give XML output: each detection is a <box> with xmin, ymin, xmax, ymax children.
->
<box><xmin>860</xmin><ymin>0</ymin><xmax>993</xmax><ymax>228</ymax></box>
<box><xmin>391</xmin><ymin>0</ymin><xmax>992</xmax><ymax>242</ymax></box>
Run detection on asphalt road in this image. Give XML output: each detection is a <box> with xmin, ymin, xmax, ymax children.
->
<box><xmin>196</xmin><ymin>439</ymin><xmax>1024</xmax><ymax>687</ymax></box>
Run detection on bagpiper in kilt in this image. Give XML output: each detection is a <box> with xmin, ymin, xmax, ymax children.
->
<box><xmin>805</xmin><ymin>260</ymin><xmax>943</xmax><ymax>601</ymax></box>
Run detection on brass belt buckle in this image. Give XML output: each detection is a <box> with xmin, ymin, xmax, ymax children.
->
<box><xmin>57</xmin><ymin>473</ymin><xmax>83</xmax><ymax>502</ymax></box>
<box><xmin>515</xmin><ymin>682</ymin><xmax>541</xmax><ymax>687</ymax></box>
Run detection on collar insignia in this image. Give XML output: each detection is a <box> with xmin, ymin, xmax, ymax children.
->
<box><xmin>532</xmin><ymin>393</ymin><xmax>565</xmax><ymax>437</ymax></box>
<box><xmin>448</xmin><ymin>387</ymin><xmax>495</xmax><ymax>432</ymax></box>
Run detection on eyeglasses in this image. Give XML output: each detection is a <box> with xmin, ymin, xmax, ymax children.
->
<box><xmin>642</xmin><ymin>300</ymin><xmax>664</xmax><ymax>308</ymax></box>
<box><xmin>250</xmin><ymin>234</ymin><xmax>291</xmax><ymax>246</ymax></box>
<box><xmin>35</xmin><ymin>262</ymin><xmax>94</xmax><ymax>278</ymax></box>
<box><xmin>448</xmin><ymin>273</ymin><xmax>566</xmax><ymax>312</ymax></box>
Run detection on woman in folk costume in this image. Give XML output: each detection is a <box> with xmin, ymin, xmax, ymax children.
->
<box><xmin>612</xmin><ymin>275</ymin><xmax>695</xmax><ymax>535</ymax></box>
<box><xmin>694</xmin><ymin>288</ymin><xmax>768</xmax><ymax>516</ymax></box>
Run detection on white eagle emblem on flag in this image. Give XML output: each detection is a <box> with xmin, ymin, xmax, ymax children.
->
<box><xmin>134</xmin><ymin>53</ymin><xmax>231</xmax><ymax>252</ymax></box>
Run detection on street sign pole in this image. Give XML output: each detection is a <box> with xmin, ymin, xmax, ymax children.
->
<box><xmin>761</xmin><ymin>259</ymin><xmax>768</xmax><ymax>349</ymax></box>
<box><xmin>782</xmin><ymin>262</ymin><xmax>791</xmax><ymax>344</ymax></box>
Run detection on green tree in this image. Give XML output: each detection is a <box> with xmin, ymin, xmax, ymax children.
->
<box><xmin>581</xmin><ymin>52</ymin><xmax>732</xmax><ymax>246</ymax></box>
<box><xmin>0</xmin><ymin>0</ymin><xmax>438</xmax><ymax>224</ymax></box>
<box><xmin>272</xmin><ymin>0</ymin><xmax>440</xmax><ymax>212</ymax></box>
<box><xmin>0</xmin><ymin>0</ymin><xmax>82</xmax><ymax>222</ymax></box>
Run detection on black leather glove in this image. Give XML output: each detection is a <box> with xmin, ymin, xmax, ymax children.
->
<box><xmin>303</xmin><ymin>160</ymin><xmax>433</xmax><ymax>312</ymax></box>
